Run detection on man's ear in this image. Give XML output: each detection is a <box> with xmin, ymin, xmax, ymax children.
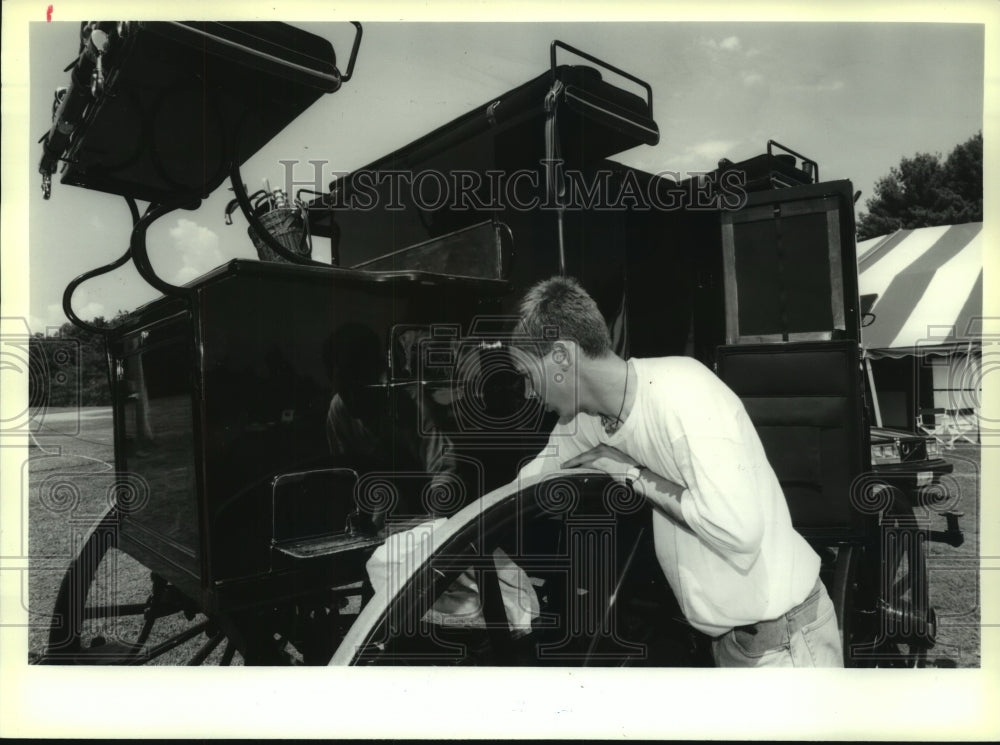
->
<box><xmin>551</xmin><ymin>339</ymin><xmax>576</xmax><ymax>370</ymax></box>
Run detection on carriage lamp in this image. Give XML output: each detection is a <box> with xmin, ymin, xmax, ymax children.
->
<box><xmin>871</xmin><ymin>442</ymin><xmax>901</xmax><ymax>464</ymax></box>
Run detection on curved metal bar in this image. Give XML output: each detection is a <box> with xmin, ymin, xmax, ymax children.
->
<box><xmin>543</xmin><ymin>78</ymin><xmax>567</xmax><ymax>275</ymax></box>
<box><xmin>126</xmin><ymin>618</ymin><xmax>212</xmax><ymax>665</ymax></box>
<box><xmin>550</xmin><ymin>39</ymin><xmax>653</xmax><ymax>118</ymax></box>
<box><xmin>62</xmin><ymin>197</ymin><xmax>142</xmax><ymax>334</ymax></box>
<box><xmin>163</xmin><ymin>22</ymin><xmax>344</xmax><ymax>92</ymax></box>
<box><xmin>228</xmin><ymin>157</ymin><xmax>327</xmax><ymax>267</ymax></box>
<box><xmin>44</xmin><ymin>506</ymin><xmax>120</xmax><ymax>658</ymax></box>
<box><xmin>493</xmin><ymin>219</ymin><xmax>515</xmax><ymax>281</ymax></box>
<box><xmin>130</xmin><ymin>196</ymin><xmax>202</xmax><ymax>297</ymax></box>
<box><xmin>582</xmin><ymin>525</ymin><xmax>646</xmax><ymax>666</ymax></box>
<box><xmin>340</xmin><ymin>22</ymin><xmax>363</xmax><ymax>83</ymax></box>
<box><xmin>768</xmin><ymin>139</ymin><xmax>819</xmax><ymax>183</ymax></box>
<box><xmin>187</xmin><ymin>630</ymin><xmax>226</xmax><ymax>665</ymax></box>
<box><xmin>124</xmin><ymin>194</ymin><xmax>141</xmax><ymax>226</ymax></box>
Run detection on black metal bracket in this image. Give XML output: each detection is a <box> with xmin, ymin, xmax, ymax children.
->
<box><xmin>58</xmin><ymin>20</ymin><xmax>365</xmax><ymax>324</ymax></box>
<box><xmin>550</xmin><ymin>39</ymin><xmax>653</xmax><ymax>119</ymax></box>
<box><xmin>130</xmin><ymin>196</ymin><xmax>203</xmax><ymax>297</ymax></box>
<box><xmin>62</xmin><ymin>196</ymin><xmax>141</xmax><ymax>334</ymax></box>
<box><xmin>928</xmin><ymin>512</ymin><xmax>964</xmax><ymax>548</ymax></box>
<box><xmin>341</xmin><ymin>22</ymin><xmax>363</xmax><ymax>83</ymax></box>
<box><xmin>768</xmin><ymin>139</ymin><xmax>819</xmax><ymax>183</ymax></box>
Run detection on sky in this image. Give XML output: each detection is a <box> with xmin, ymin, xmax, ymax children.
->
<box><xmin>22</xmin><ymin>19</ymin><xmax>986</xmax><ymax>333</ymax></box>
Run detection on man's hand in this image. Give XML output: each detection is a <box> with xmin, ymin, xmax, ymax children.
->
<box><xmin>562</xmin><ymin>444</ymin><xmax>640</xmax><ymax>481</ymax></box>
<box><xmin>564</xmin><ymin>445</ymin><xmax>690</xmax><ymax>528</ymax></box>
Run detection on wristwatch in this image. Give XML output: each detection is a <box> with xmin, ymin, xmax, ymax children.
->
<box><xmin>624</xmin><ymin>465</ymin><xmax>644</xmax><ymax>488</ymax></box>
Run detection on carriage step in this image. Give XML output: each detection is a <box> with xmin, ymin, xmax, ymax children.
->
<box><xmin>273</xmin><ymin>532</ymin><xmax>382</xmax><ymax>560</ymax></box>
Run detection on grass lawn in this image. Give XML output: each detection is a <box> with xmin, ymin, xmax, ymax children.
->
<box><xmin>922</xmin><ymin>442</ymin><xmax>981</xmax><ymax>667</ymax></box>
<box><xmin>26</xmin><ymin>408</ymin><xmax>235</xmax><ymax>665</ymax></box>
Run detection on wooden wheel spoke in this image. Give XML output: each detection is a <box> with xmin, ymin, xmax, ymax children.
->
<box><xmin>127</xmin><ymin>619</ymin><xmax>211</xmax><ymax>665</ymax></box>
<box><xmin>45</xmin><ymin>508</ymin><xmax>344</xmax><ymax>665</ymax></box>
<box><xmin>135</xmin><ymin>612</ymin><xmax>157</xmax><ymax>647</ymax></box>
<box><xmin>187</xmin><ymin>630</ymin><xmax>226</xmax><ymax>665</ymax></box>
<box><xmin>219</xmin><ymin>641</ymin><xmax>237</xmax><ymax>665</ymax></box>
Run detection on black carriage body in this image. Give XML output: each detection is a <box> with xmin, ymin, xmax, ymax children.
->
<box><xmin>108</xmin><ymin>263</ymin><xmax>513</xmax><ymax>611</ymax></box>
<box><xmin>307</xmin><ymin>62</ymin><xmax>660</xmax><ymax>327</ymax></box>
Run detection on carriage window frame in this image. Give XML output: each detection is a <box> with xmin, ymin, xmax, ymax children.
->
<box><xmin>721</xmin><ymin>195</ymin><xmax>846</xmax><ymax>345</ymax></box>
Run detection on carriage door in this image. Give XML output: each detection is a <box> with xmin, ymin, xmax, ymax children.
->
<box><xmin>714</xmin><ymin>181</ymin><xmax>869</xmax><ymax>544</ymax></box>
<box><xmin>113</xmin><ymin>312</ymin><xmax>201</xmax><ymax>587</ymax></box>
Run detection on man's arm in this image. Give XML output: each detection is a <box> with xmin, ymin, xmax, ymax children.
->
<box><xmin>517</xmin><ymin>417</ymin><xmax>593</xmax><ymax>481</ymax></box>
<box><xmin>629</xmin><ymin>465</ymin><xmax>689</xmax><ymax>527</ymax></box>
<box><xmin>562</xmin><ymin>438</ymin><xmax>766</xmax><ymax>570</ymax></box>
<box><xmin>669</xmin><ymin>434</ymin><xmax>765</xmax><ymax>564</ymax></box>
<box><xmin>560</xmin><ymin>445</ymin><xmax>689</xmax><ymax>527</ymax></box>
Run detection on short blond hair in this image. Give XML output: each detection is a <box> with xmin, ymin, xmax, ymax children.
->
<box><xmin>518</xmin><ymin>276</ymin><xmax>612</xmax><ymax>358</ymax></box>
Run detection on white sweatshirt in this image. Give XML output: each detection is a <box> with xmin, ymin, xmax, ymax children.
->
<box><xmin>519</xmin><ymin>356</ymin><xmax>820</xmax><ymax>636</ymax></box>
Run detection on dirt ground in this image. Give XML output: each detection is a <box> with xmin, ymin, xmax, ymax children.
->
<box><xmin>23</xmin><ymin>406</ymin><xmax>983</xmax><ymax>667</ymax></box>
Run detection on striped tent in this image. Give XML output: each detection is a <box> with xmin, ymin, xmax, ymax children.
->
<box><xmin>857</xmin><ymin>222</ymin><xmax>982</xmax><ymax>442</ymax></box>
<box><xmin>857</xmin><ymin>222</ymin><xmax>982</xmax><ymax>357</ymax></box>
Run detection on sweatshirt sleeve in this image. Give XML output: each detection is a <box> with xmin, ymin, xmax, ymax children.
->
<box><xmin>517</xmin><ymin>416</ymin><xmax>594</xmax><ymax>481</ymax></box>
<box><xmin>673</xmin><ymin>432</ymin><xmax>766</xmax><ymax>571</ymax></box>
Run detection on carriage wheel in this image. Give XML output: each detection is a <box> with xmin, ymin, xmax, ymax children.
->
<box><xmin>830</xmin><ymin>544</ymin><xmax>863</xmax><ymax>667</ymax></box>
<box><xmin>837</xmin><ymin>495</ymin><xmax>937</xmax><ymax>667</ymax></box>
<box><xmin>873</xmin><ymin>497</ymin><xmax>937</xmax><ymax>667</ymax></box>
<box><xmin>36</xmin><ymin>508</ymin><xmax>258</xmax><ymax>665</ymax></box>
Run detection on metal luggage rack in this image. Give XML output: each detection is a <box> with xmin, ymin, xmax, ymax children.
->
<box><xmin>716</xmin><ymin>139</ymin><xmax>819</xmax><ymax>193</ymax></box>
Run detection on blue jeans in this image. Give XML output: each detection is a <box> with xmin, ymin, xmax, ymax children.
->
<box><xmin>711</xmin><ymin>579</ymin><xmax>843</xmax><ymax>667</ymax></box>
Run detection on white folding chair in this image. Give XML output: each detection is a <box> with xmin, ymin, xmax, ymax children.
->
<box><xmin>944</xmin><ymin>407</ymin><xmax>979</xmax><ymax>447</ymax></box>
<box><xmin>917</xmin><ymin>408</ymin><xmax>952</xmax><ymax>450</ymax></box>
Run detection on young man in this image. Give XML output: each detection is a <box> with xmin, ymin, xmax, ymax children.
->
<box><xmin>510</xmin><ymin>276</ymin><xmax>843</xmax><ymax>667</ymax></box>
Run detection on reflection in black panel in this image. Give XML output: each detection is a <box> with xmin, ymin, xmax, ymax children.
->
<box><xmin>120</xmin><ymin>334</ymin><xmax>198</xmax><ymax>561</ymax></box>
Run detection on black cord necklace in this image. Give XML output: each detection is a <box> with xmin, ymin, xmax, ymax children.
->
<box><xmin>602</xmin><ymin>361</ymin><xmax>629</xmax><ymax>435</ymax></box>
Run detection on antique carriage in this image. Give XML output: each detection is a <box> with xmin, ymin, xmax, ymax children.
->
<box><xmin>36</xmin><ymin>21</ymin><xmax>957</xmax><ymax>666</ymax></box>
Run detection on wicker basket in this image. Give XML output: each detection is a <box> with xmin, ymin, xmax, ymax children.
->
<box><xmin>248</xmin><ymin>207</ymin><xmax>310</xmax><ymax>263</ymax></box>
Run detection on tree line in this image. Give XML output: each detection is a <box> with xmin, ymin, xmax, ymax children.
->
<box><xmin>29</xmin><ymin>313</ymin><xmax>125</xmax><ymax>409</ymax></box>
<box><xmin>856</xmin><ymin>131</ymin><xmax>982</xmax><ymax>241</ymax></box>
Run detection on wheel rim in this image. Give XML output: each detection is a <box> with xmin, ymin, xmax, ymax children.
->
<box><xmin>38</xmin><ymin>509</ymin><xmax>245</xmax><ymax>665</ymax></box>
<box><xmin>843</xmin><ymin>499</ymin><xmax>938</xmax><ymax>668</ymax></box>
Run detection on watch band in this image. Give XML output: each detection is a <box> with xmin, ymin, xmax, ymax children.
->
<box><xmin>625</xmin><ymin>465</ymin><xmax>644</xmax><ymax>487</ymax></box>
